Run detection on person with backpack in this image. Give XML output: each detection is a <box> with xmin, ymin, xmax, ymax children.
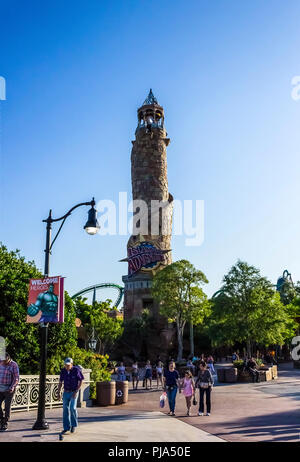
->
<box><xmin>58</xmin><ymin>357</ymin><xmax>84</xmax><ymax>435</ymax></box>
<box><xmin>195</xmin><ymin>361</ymin><xmax>214</xmax><ymax>416</ymax></box>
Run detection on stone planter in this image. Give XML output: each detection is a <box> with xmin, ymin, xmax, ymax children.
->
<box><xmin>225</xmin><ymin>368</ymin><xmax>238</xmax><ymax>383</ymax></box>
<box><xmin>216</xmin><ymin>368</ymin><xmax>226</xmax><ymax>382</ymax></box>
<box><xmin>293</xmin><ymin>360</ymin><xmax>300</xmax><ymax>369</ymax></box>
<box><xmin>271</xmin><ymin>365</ymin><xmax>278</xmax><ymax>379</ymax></box>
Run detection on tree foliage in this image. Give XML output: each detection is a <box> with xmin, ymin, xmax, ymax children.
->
<box><xmin>208</xmin><ymin>260</ymin><xmax>298</xmax><ymax>355</ymax></box>
<box><xmin>74</xmin><ymin>298</ymin><xmax>123</xmax><ymax>354</ymax></box>
<box><xmin>152</xmin><ymin>259</ymin><xmax>209</xmax><ymax>360</ymax></box>
<box><xmin>0</xmin><ymin>244</ymin><xmax>78</xmax><ymax>373</ymax></box>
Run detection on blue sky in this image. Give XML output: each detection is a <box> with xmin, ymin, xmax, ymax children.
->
<box><xmin>1</xmin><ymin>0</ymin><xmax>300</xmax><ymax>301</ymax></box>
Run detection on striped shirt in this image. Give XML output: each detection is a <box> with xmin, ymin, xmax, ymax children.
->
<box><xmin>0</xmin><ymin>360</ymin><xmax>20</xmax><ymax>391</ymax></box>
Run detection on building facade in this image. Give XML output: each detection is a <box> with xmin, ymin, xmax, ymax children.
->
<box><xmin>122</xmin><ymin>90</ymin><xmax>173</xmax><ymax>337</ymax></box>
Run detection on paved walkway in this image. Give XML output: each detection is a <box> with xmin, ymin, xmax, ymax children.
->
<box><xmin>1</xmin><ymin>362</ymin><xmax>299</xmax><ymax>442</ymax></box>
<box><xmin>0</xmin><ymin>407</ymin><xmax>223</xmax><ymax>442</ymax></box>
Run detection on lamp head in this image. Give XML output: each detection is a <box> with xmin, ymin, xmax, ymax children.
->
<box><xmin>84</xmin><ymin>202</ymin><xmax>100</xmax><ymax>235</ymax></box>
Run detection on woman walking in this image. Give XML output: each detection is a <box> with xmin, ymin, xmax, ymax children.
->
<box><xmin>207</xmin><ymin>355</ymin><xmax>216</xmax><ymax>376</ymax></box>
<box><xmin>117</xmin><ymin>362</ymin><xmax>126</xmax><ymax>381</ymax></box>
<box><xmin>156</xmin><ymin>361</ymin><xmax>164</xmax><ymax>389</ymax></box>
<box><xmin>163</xmin><ymin>361</ymin><xmax>180</xmax><ymax>416</ymax></box>
<box><xmin>131</xmin><ymin>361</ymin><xmax>139</xmax><ymax>390</ymax></box>
<box><xmin>195</xmin><ymin>361</ymin><xmax>214</xmax><ymax>416</ymax></box>
<box><xmin>180</xmin><ymin>370</ymin><xmax>195</xmax><ymax>416</ymax></box>
<box><xmin>144</xmin><ymin>360</ymin><xmax>152</xmax><ymax>390</ymax></box>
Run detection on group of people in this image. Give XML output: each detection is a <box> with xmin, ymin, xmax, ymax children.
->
<box><xmin>117</xmin><ymin>358</ymin><xmax>165</xmax><ymax>390</ymax></box>
<box><xmin>116</xmin><ymin>356</ymin><xmax>215</xmax><ymax>417</ymax></box>
<box><xmin>163</xmin><ymin>360</ymin><xmax>214</xmax><ymax>417</ymax></box>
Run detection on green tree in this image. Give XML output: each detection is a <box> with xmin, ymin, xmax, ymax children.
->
<box><xmin>208</xmin><ymin>260</ymin><xmax>298</xmax><ymax>356</ymax></box>
<box><xmin>152</xmin><ymin>260</ymin><xmax>209</xmax><ymax>361</ymax></box>
<box><xmin>75</xmin><ymin>298</ymin><xmax>123</xmax><ymax>354</ymax></box>
<box><xmin>117</xmin><ymin>309</ymin><xmax>154</xmax><ymax>360</ymax></box>
<box><xmin>0</xmin><ymin>244</ymin><xmax>41</xmax><ymax>372</ymax></box>
<box><xmin>0</xmin><ymin>244</ymin><xmax>78</xmax><ymax>373</ymax></box>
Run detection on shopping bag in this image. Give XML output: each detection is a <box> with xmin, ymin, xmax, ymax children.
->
<box><xmin>159</xmin><ymin>392</ymin><xmax>167</xmax><ymax>408</ymax></box>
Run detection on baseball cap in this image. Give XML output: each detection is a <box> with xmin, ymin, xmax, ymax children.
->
<box><xmin>64</xmin><ymin>357</ymin><xmax>73</xmax><ymax>365</ymax></box>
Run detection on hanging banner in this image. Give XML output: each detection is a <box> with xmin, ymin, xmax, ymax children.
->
<box><xmin>26</xmin><ymin>276</ymin><xmax>65</xmax><ymax>323</ymax></box>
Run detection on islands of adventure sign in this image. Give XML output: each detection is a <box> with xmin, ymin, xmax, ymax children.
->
<box><xmin>121</xmin><ymin>241</ymin><xmax>171</xmax><ymax>276</ymax></box>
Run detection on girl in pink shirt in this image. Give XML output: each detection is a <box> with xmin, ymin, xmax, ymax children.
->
<box><xmin>180</xmin><ymin>370</ymin><xmax>195</xmax><ymax>416</ymax></box>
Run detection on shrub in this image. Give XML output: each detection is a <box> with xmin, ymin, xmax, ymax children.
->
<box><xmin>233</xmin><ymin>360</ymin><xmax>245</xmax><ymax>370</ymax></box>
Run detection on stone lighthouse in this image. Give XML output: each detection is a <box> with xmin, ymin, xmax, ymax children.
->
<box><xmin>121</xmin><ymin>90</ymin><xmax>173</xmax><ymax>322</ymax></box>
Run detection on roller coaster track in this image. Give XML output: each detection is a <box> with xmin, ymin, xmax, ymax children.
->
<box><xmin>71</xmin><ymin>283</ymin><xmax>124</xmax><ymax>308</ymax></box>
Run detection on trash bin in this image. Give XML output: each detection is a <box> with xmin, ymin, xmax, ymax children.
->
<box><xmin>115</xmin><ymin>381</ymin><xmax>129</xmax><ymax>405</ymax></box>
<box><xmin>96</xmin><ymin>381</ymin><xmax>116</xmax><ymax>406</ymax></box>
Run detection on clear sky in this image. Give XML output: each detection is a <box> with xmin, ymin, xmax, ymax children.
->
<box><xmin>1</xmin><ymin>0</ymin><xmax>300</xmax><ymax>301</ymax></box>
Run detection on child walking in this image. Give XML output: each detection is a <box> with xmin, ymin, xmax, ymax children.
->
<box><xmin>180</xmin><ymin>370</ymin><xmax>195</xmax><ymax>416</ymax></box>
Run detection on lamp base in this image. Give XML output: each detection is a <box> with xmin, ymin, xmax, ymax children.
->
<box><xmin>32</xmin><ymin>419</ymin><xmax>49</xmax><ymax>430</ymax></box>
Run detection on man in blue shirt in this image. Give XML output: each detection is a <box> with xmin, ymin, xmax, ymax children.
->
<box><xmin>58</xmin><ymin>357</ymin><xmax>84</xmax><ymax>434</ymax></box>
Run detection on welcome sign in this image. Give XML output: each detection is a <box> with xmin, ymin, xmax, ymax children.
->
<box><xmin>26</xmin><ymin>276</ymin><xmax>65</xmax><ymax>324</ymax></box>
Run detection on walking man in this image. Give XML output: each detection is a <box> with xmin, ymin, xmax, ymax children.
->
<box><xmin>0</xmin><ymin>352</ymin><xmax>19</xmax><ymax>431</ymax></box>
<box><xmin>58</xmin><ymin>357</ymin><xmax>84</xmax><ymax>435</ymax></box>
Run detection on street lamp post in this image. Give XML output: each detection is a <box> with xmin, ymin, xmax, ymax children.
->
<box><xmin>32</xmin><ymin>197</ymin><xmax>100</xmax><ymax>430</ymax></box>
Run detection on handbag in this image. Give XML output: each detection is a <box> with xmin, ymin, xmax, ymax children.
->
<box><xmin>159</xmin><ymin>392</ymin><xmax>167</xmax><ymax>408</ymax></box>
<box><xmin>199</xmin><ymin>382</ymin><xmax>209</xmax><ymax>389</ymax></box>
<box><xmin>192</xmin><ymin>396</ymin><xmax>197</xmax><ymax>406</ymax></box>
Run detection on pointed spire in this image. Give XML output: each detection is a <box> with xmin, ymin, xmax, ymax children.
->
<box><xmin>142</xmin><ymin>88</ymin><xmax>159</xmax><ymax>106</ymax></box>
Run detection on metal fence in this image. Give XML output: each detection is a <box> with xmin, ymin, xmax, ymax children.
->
<box><xmin>10</xmin><ymin>375</ymin><xmax>62</xmax><ymax>412</ymax></box>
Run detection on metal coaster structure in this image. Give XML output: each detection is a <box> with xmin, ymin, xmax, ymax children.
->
<box><xmin>71</xmin><ymin>283</ymin><xmax>124</xmax><ymax>309</ymax></box>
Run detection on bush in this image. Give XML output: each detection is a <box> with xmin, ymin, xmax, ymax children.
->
<box><xmin>233</xmin><ymin>360</ymin><xmax>245</xmax><ymax>370</ymax></box>
<box><xmin>47</xmin><ymin>346</ymin><xmax>111</xmax><ymax>399</ymax></box>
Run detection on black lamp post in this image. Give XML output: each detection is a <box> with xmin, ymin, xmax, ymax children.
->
<box><xmin>32</xmin><ymin>197</ymin><xmax>100</xmax><ymax>431</ymax></box>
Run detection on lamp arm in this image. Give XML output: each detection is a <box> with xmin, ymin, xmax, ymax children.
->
<box><xmin>45</xmin><ymin>198</ymin><xmax>95</xmax><ymax>252</ymax></box>
<box><xmin>43</xmin><ymin>199</ymin><xmax>95</xmax><ymax>224</ymax></box>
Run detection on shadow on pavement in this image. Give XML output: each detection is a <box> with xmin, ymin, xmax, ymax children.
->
<box><xmin>214</xmin><ymin>409</ymin><xmax>300</xmax><ymax>442</ymax></box>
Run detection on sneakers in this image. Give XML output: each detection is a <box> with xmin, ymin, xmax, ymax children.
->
<box><xmin>0</xmin><ymin>419</ymin><xmax>8</xmax><ymax>431</ymax></box>
<box><xmin>171</xmin><ymin>412</ymin><xmax>175</xmax><ymax>416</ymax></box>
<box><xmin>70</xmin><ymin>427</ymin><xmax>76</xmax><ymax>433</ymax></box>
<box><xmin>198</xmin><ymin>412</ymin><xmax>204</xmax><ymax>416</ymax></box>
<box><xmin>205</xmin><ymin>413</ymin><xmax>210</xmax><ymax>416</ymax></box>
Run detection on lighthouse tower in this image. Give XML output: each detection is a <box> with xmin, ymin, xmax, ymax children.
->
<box><xmin>121</xmin><ymin>90</ymin><xmax>173</xmax><ymax>321</ymax></box>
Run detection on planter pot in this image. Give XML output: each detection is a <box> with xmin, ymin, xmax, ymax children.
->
<box><xmin>96</xmin><ymin>381</ymin><xmax>116</xmax><ymax>406</ymax></box>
